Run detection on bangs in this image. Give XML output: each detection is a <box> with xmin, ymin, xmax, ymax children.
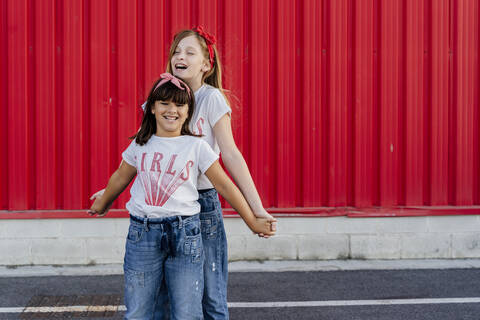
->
<box><xmin>150</xmin><ymin>81</ymin><xmax>192</xmax><ymax>105</ymax></box>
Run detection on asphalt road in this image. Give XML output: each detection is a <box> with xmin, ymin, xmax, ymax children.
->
<box><xmin>1</xmin><ymin>268</ymin><xmax>480</xmax><ymax>319</ymax></box>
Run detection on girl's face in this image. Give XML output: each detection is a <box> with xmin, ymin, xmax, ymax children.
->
<box><xmin>171</xmin><ymin>35</ymin><xmax>210</xmax><ymax>86</ymax></box>
<box><xmin>152</xmin><ymin>100</ymin><xmax>189</xmax><ymax>137</ymax></box>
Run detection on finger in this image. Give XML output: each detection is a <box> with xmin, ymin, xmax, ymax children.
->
<box><xmin>270</xmin><ymin>222</ymin><xmax>277</xmax><ymax>231</ymax></box>
<box><xmin>265</xmin><ymin>228</ymin><xmax>276</xmax><ymax>236</ymax></box>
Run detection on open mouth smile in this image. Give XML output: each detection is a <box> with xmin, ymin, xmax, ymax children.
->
<box><xmin>175</xmin><ymin>63</ymin><xmax>187</xmax><ymax>70</ymax></box>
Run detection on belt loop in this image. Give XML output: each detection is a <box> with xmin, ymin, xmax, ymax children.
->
<box><xmin>178</xmin><ymin>215</ymin><xmax>183</xmax><ymax>229</ymax></box>
<box><xmin>143</xmin><ymin>216</ymin><xmax>149</xmax><ymax>232</ymax></box>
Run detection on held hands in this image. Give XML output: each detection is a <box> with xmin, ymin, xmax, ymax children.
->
<box><xmin>250</xmin><ymin>217</ymin><xmax>276</xmax><ymax>237</ymax></box>
<box><xmin>253</xmin><ymin>208</ymin><xmax>277</xmax><ymax>238</ymax></box>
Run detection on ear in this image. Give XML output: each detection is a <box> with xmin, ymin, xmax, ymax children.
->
<box><xmin>202</xmin><ymin>61</ymin><xmax>211</xmax><ymax>73</ymax></box>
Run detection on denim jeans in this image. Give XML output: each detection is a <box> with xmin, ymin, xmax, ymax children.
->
<box><xmin>143</xmin><ymin>189</ymin><xmax>229</xmax><ymax>320</ymax></box>
<box><xmin>123</xmin><ymin>214</ymin><xmax>204</xmax><ymax>320</ymax></box>
<box><xmin>198</xmin><ymin>189</ymin><xmax>229</xmax><ymax>320</ymax></box>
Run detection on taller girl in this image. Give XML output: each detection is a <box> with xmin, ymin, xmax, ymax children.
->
<box><xmin>168</xmin><ymin>27</ymin><xmax>276</xmax><ymax>319</ymax></box>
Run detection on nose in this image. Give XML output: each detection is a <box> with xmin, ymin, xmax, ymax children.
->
<box><xmin>166</xmin><ymin>103</ymin><xmax>177</xmax><ymax>113</ymax></box>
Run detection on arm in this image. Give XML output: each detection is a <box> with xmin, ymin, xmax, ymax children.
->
<box><xmin>205</xmin><ymin>160</ymin><xmax>275</xmax><ymax>236</ymax></box>
<box><xmin>214</xmin><ymin>114</ymin><xmax>275</xmax><ymax>223</ymax></box>
<box><xmin>88</xmin><ymin>161</ymin><xmax>137</xmax><ymax>217</ymax></box>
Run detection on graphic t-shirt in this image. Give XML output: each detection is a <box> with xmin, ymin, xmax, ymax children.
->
<box><xmin>122</xmin><ymin>135</ymin><xmax>218</xmax><ymax>218</ymax></box>
<box><xmin>141</xmin><ymin>84</ymin><xmax>231</xmax><ymax>190</ymax></box>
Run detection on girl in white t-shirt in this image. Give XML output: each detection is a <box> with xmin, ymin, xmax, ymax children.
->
<box><xmin>166</xmin><ymin>27</ymin><xmax>278</xmax><ymax>319</ymax></box>
<box><xmin>88</xmin><ymin>73</ymin><xmax>274</xmax><ymax>320</ymax></box>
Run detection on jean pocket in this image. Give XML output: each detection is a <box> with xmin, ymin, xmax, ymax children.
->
<box><xmin>126</xmin><ymin>225</ymin><xmax>143</xmax><ymax>244</ymax></box>
<box><xmin>200</xmin><ymin>211</ymin><xmax>218</xmax><ymax>240</ymax></box>
<box><xmin>184</xmin><ymin>221</ymin><xmax>202</xmax><ymax>264</ymax></box>
<box><xmin>198</xmin><ymin>196</ymin><xmax>216</xmax><ymax>212</ymax></box>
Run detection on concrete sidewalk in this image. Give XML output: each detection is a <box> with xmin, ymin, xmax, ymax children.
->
<box><xmin>2</xmin><ymin>259</ymin><xmax>480</xmax><ymax>278</ymax></box>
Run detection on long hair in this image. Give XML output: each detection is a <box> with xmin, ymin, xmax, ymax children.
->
<box><xmin>166</xmin><ymin>29</ymin><xmax>230</xmax><ymax>105</ymax></box>
<box><xmin>132</xmin><ymin>77</ymin><xmax>199</xmax><ymax>145</ymax></box>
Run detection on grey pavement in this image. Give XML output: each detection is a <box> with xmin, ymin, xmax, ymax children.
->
<box><xmin>1</xmin><ymin>260</ymin><xmax>480</xmax><ymax>319</ymax></box>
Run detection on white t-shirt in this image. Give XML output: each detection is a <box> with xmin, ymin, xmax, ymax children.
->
<box><xmin>190</xmin><ymin>84</ymin><xmax>231</xmax><ymax>189</ymax></box>
<box><xmin>141</xmin><ymin>84</ymin><xmax>231</xmax><ymax>190</ymax></box>
<box><xmin>122</xmin><ymin>135</ymin><xmax>218</xmax><ymax>218</ymax></box>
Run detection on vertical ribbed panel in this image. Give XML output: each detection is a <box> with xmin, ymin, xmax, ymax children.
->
<box><xmin>380</xmin><ymin>0</ymin><xmax>402</xmax><ymax>207</ymax></box>
<box><xmin>302</xmin><ymin>0</ymin><xmax>324</xmax><ymax>207</ymax></box>
<box><xmin>1</xmin><ymin>0</ymin><xmax>479</xmax><ymax>213</ymax></box>
<box><xmin>354</xmin><ymin>0</ymin><xmax>374</xmax><ymax>208</ymax></box>
<box><xmin>405</xmin><ymin>0</ymin><xmax>425</xmax><ymax>206</ymax></box>
<box><xmin>0</xmin><ymin>0</ymin><xmax>8</xmax><ymax>209</ymax></box>
<box><xmin>248</xmin><ymin>0</ymin><xmax>275</xmax><ymax>207</ymax></box>
<box><xmin>431</xmin><ymin>0</ymin><xmax>449</xmax><ymax>205</ymax></box>
<box><xmin>455</xmin><ymin>0</ymin><xmax>477</xmax><ymax>205</ymax></box>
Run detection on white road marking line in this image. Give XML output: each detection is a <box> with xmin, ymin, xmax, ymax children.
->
<box><xmin>227</xmin><ymin>297</ymin><xmax>480</xmax><ymax>308</ymax></box>
<box><xmin>1</xmin><ymin>297</ymin><xmax>480</xmax><ymax>313</ymax></box>
<box><xmin>0</xmin><ymin>305</ymin><xmax>127</xmax><ymax>313</ymax></box>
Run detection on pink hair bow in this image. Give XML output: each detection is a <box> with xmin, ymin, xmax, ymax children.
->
<box><xmin>154</xmin><ymin>73</ymin><xmax>190</xmax><ymax>94</ymax></box>
<box><xmin>193</xmin><ymin>26</ymin><xmax>216</xmax><ymax>67</ymax></box>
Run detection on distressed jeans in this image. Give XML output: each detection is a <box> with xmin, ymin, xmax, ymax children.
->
<box><xmin>198</xmin><ymin>189</ymin><xmax>229</xmax><ymax>320</ymax></box>
<box><xmin>142</xmin><ymin>189</ymin><xmax>229</xmax><ymax>320</ymax></box>
<box><xmin>123</xmin><ymin>214</ymin><xmax>204</xmax><ymax>320</ymax></box>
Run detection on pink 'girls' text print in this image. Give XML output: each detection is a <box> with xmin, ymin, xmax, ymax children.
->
<box><xmin>137</xmin><ymin>152</ymin><xmax>194</xmax><ymax>206</ymax></box>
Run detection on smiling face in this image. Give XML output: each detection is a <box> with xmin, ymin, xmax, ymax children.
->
<box><xmin>170</xmin><ymin>35</ymin><xmax>210</xmax><ymax>89</ymax></box>
<box><xmin>152</xmin><ymin>100</ymin><xmax>189</xmax><ymax>137</ymax></box>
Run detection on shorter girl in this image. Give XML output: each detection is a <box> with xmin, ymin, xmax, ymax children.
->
<box><xmin>88</xmin><ymin>73</ymin><xmax>274</xmax><ymax>320</ymax></box>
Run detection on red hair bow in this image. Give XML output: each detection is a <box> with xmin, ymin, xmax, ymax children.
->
<box><xmin>193</xmin><ymin>26</ymin><xmax>216</xmax><ymax>68</ymax></box>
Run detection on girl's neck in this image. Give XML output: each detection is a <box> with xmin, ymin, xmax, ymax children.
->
<box><xmin>155</xmin><ymin>129</ymin><xmax>181</xmax><ymax>138</ymax></box>
<box><xmin>185</xmin><ymin>78</ymin><xmax>203</xmax><ymax>93</ymax></box>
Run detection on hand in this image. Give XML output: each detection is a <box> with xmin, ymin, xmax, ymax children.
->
<box><xmin>253</xmin><ymin>208</ymin><xmax>277</xmax><ymax>238</ymax></box>
<box><xmin>90</xmin><ymin>188</ymin><xmax>106</xmax><ymax>200</ymax></box>
<box><xmin>89</xmin><ymin>188</ymin><xmax>112</xmax><ymax>216</ymax></box>
<box><xmin>250</xmin><ymin>217</ymin><xmax>276</xmax><ymax>237</ymax></box>
<box><xmin>88</xmin><ymin>195</ymin><xmax>108</xmax><ymax>217</ymax></box>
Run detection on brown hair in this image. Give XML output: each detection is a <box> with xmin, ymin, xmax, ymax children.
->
<box><xmin>132</xmin><ymin>77</ymin><xmax>199</xmax><ymax>145</ymax></box>
<box><xmin>166</xmin><ymin>29</ymin><xmax>230</xmax><ymax>105</ymax></box>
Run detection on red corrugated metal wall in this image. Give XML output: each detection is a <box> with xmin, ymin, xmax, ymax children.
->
<box><xmin>1</xmin><ymin>0</ymin><xmax>479</xmax><ymax>218</ymax></box>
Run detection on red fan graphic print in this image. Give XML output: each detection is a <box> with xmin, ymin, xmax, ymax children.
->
<box><xmin>137</xmin><ymin>152</ymin><xmax>194</xmax><ymax>206</ymax></box>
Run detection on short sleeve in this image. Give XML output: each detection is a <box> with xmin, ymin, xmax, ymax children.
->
<box><xmin>197</xmin><ymin>139</ymin><xmax>220</xmax><ymax>174</ymax></box>
<box><xmin>122</xmin><ymin>140</ymin><xmax>138</xmax><ymax>168</ymax></box>
<box><xmin>206</xmin><ymin>90</ymin><xmax>232</xmax><ymax>127</ymax></box>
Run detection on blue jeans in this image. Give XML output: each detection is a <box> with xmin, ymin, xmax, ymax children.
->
<box><xmin>198</xmin><ymin>189</ymin><xmax>229</xmax><ymax>320</ymax></box>
<box><xmin>123</xmin><ymin>214</ymin><xmax>204</xmax><ymax>320</ymax></box>
<box><xmin>146</xmin><ymin>189</ymin><xmax>229</xmax><ymax>320</ymax></box>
